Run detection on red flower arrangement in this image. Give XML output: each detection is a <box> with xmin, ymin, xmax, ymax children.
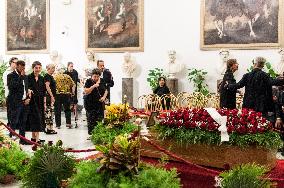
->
<box><xmin>158</xmin><ymin>108</ymin><xmax>273</xmax><ymax>135</ymax></box>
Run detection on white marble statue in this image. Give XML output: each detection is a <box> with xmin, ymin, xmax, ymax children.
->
<box><xmin>165</xmin><ymin>50</ymin><xmax>184</xmax><ymax>79</ymax></box>
<box><xmin>218</xmin><ymin>49</ymin><xmax>230</xmax><ymax>76</ymax></box>
<box><xmin>84</xmin><ymin>50</ymin><xmax>96</xmax><ymax>77</ymax></box>
<box><xmin>122</xmin><ymin>52</ymin><xmax>136</xmax><ymax>78</ymax></box>
<box><xmin>55</xmin><ymin>62</ymin><xmax>66</xmax><ymax>74</ymax></box>
<box><xmin>276</xmin><ymin>48</ymin><xmax>284</xmax><ymax>75</ymax></box>
<box><xmin>50</xmin><ymin>50</ymin><xmax>60</xmax><ymax>64</ymax></box>
<box><xmin>20</xmin><ymin>54</ymin><xmax>31</xmax><ymax>68</ymax></box>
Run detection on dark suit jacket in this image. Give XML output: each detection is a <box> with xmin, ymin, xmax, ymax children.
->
<box><xmin>103</xmin><ymin>69</ymin><xmax>114</xmax><ymax>88</ymax></box>
<box><xmin>102</xmin><ymin>68</ymin><xmax>114</xmax><ymax>101</ymax></box>
<box><xmin>229</xmin><ymin>68</ymin><xmax>284</xmax><ymax>114</ymax></box>
<box><xmin>220</xmin><ymin>70</ymin><xmax>237</xmax><ymax>109</ymax></box>
<box><xmin>7</xmin><ymin>71</ymin><xmax>29</xmax><ymax>109</ymax></box>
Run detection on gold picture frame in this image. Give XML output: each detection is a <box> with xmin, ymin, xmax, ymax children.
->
<box><xmin>85</xmin><ymin>0</ymin><xmax>144</xmax><ymax>52</ymax></box>
<box><xmin>200</xmin><ymin>0</ymin><xmax>284</xmax><ymax>50</ymax></box>
<box><xmin>5</xmin><ymin>0</ymin><xmax>50</xmax><ymax>54</ymax></box>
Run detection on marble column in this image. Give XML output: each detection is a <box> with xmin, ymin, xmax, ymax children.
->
<box><xmin>167</xmin><ymin>78</ymin><xmax>178</xmax><ymax>96</ymax></box>
<box><xmin>122</xmin><ymin>78</ymin><xmax>134</xmax><ymax>106</ymax></box>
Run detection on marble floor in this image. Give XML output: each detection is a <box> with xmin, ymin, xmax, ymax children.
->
<box><xmin>0</xmin><ymin>110</ymin><xmax>98</xmax><ymax>159</ymax></box>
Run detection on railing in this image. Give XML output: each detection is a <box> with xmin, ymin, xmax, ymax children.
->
<box><xmin>137</xmin><ymin>92</ymin><xmax>244</xmax><ymax>111</ymax></box>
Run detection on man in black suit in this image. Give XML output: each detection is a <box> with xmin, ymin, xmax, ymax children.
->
<box><xmin>97</xmin><ymin>60</ymin><xmax>114</xmax><ymax>104</ymax></box>
<box><xmin>228</xmin><ymin>57</ymin><xmax>284</xmax><ymax>119</ymax></box>
<box><xmin>7</xmin><ymin>60</ymin><xmax>31</xmax><ymax>145</ymax></box>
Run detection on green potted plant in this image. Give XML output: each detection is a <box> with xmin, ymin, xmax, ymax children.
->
<box><xmin>147</xmin><ymin>68</ymin><xmax>166</xmax><ymax>91</ymax></box>
<box><xmin>0</xmin><ymin>142</ymin><xmax>29</xmax><ymax>184</ymax></box>
<box><xmin>69</xmin><ymin>135</ymin><xmax>181</xmax><ymax>188</ymax></box>
<box><xmin>91</xmin><ymin>103</ymin><xmax>137</xmax><ymax>145</ymax></box>
<box><xmin>219</xmin><ymin>163</ymin><xmax>272</xmax><ymax>188</ymax></box>
<box><xmin>187</xmin><ymin>68</ymin><xmax>209</xmax><ymax>96</ymax></box>
<box><xmin>22</xmin><ymin>141</ymin><xmax>75</xmax><ymax>188</ymax></box>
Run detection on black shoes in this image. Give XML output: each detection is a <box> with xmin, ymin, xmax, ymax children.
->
<box><xmin>45</xmin><ymin>129</ymin><xmax>58</xmax><ymax>134</ymax></box>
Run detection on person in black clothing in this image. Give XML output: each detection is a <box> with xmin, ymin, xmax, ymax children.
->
<box><xmin>228</xmin><ymin>57</ymin><xmax>284</xmax><ymax>118</ymax></box>
<box><xmin>154</xmin><ymin>77</ymin><xmax>170</xmax><ymax>110</ymax></box>
<box><xmin>4</xmin><ymin>57</ymin><xmax>18</xmax><ymax>126</ymax></box>
<box><xmin>7</xmin><ymin>60</ymin><xmax>31</xmax><ymax>145</ymax></box>
<box><xmin>219</xmin><ymin>59</ymin><xmax>239</xmax><ymax>109</ymax></box>
<box><xmin>97</xmin><ymin>60</ymin><xmax>114</xmax><ymax>104</ymax></box>
<box><xmin>84</xmin><ymin>68</ymin><xmax>108</xmax><ymax>135</ymax></box>
<box><xmin>64</xmin><ymin>62</ymin><xmax>80</xmax><ymax>127</ymax></box>
<box><xmin>273</xmin><ymin>85</ymin><xmax>284</xmax><ymax>155</ymax></box>
<box><xmin>44</xmin><ymin>64</ymin><xmax>57</xmax><ymax>134</ymax></box>
<box><xmin>27</xmin><ymin>61</ymin><xmax>46</xmax><ymax>143</ymax></box>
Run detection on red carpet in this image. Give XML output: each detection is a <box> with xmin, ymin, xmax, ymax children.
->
<box><xmin>141</xmin><ymin>157</ymin><xmax>284</xmax><ymax>188</ymax></box>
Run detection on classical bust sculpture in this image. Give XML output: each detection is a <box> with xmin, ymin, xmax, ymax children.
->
<box><xmin>122</xmin><ymin>52</ymin><xmax>136</xmax><ymax>78</ymax></box>
<box><xmin>277</xmin><ymin>48</ymin><xmax>284</xmax><ymax>75</ymax></box>
<box><xmin>165</xmin><ymin>50</ymin><xmax>183</xmax><ymax>79</ymax></box>
<box><xmin>84</xmin><ymin>50</ymin><xmax>96</xmax><ymax>77</ymax></box>
<box><xmin>218</xmin><ymin>49</ymin><xmax>230</xmax><ymax>75</ymax></box>
<box><xmin>50</xmin><ymin>50</ymin><xmax>59</xmax><ymax>64</ymax></box>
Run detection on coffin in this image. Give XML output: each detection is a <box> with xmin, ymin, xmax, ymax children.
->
<box><xmin>141</xmin><ymin>132</ymin><xmax>277</xmax><ymax>169</ymax></box>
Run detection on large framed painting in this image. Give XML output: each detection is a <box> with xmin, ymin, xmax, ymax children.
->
<box><xmin>200</xmin><ymin>0</ymin><xmax>284</xmax><ymax>50</ymax></box>
<box><xmin>86</xmin><ymin>0</ymin><xmax>144</xmax><ymax>52</ymax></box>
<box><xmin>6</xmin><ymin>0</ymin><xmax>49</xmax><ymax>54</ymax></box>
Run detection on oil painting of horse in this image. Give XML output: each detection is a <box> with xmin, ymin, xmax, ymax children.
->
<box><xmin>6</xmin><ymin>0</ymin><xmax>49</xmax><ymax>54</ymax></box>
<box><xmin>201</xmin><ymin>0</ymin><xmax>283</xmax><ymax>50</ymax></box>
<box><xmin>86</xmin><ymin>0</ymin><xmax>144</xmax><ymax>52</ymax></box>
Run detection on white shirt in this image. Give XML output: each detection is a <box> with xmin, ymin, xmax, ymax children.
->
<box><xmin>2</xmin><ymin>67</ymin><xmax>13</xmax><ymax>98</ymax></box>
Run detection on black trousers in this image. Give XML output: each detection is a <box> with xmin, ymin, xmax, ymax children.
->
<box><xmin>6</xmin><ymin>97</ymin><xmax>11</xmax><ymax>125</ymax></box>
<box><xmin>10</xmin><ymin>103</ymin><xmax>28</xmax><ymax>141</ymax></box>
<box><xmin>54</xmin><ymin>94</ymin><xmax>71</xmax><ymax>127</ymax></box>
<box><xmin>86</xmin><ymin>108</ymin><xmax>104</xmax><ymax>135</ymax></box>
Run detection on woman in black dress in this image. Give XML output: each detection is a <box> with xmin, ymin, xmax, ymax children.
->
<box><xmin>84</xmin><ymin>68</ymin><xmax>108</xmax><ymax>135</ymax></box>
<box><xmin>27</xmin><ymin>61</ymin><xmax>46</xmax><ymax>143</ymax></box>
<box><xmin>154</xmin><ymin>77</ymin><xmax>170</xmax><ymax>110</ymax></box>
<box><xmin>219</xmin><ymin>59</ymin><xmax>239</xmax><ymax>109</ymax></box>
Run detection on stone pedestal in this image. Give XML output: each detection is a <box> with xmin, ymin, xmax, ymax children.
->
<box><xmin>167</xmin><ymin>78</ymin><xmax>178</xmax><ymax>96</ymax></box>
<box><xmin>122</xmin><ymin>78</ymin><xmax>133</xmax><ymax>106</ymax></box>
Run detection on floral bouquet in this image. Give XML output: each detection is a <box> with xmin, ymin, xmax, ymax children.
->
<box><xmin>158</xmin><ymin>108</ymin><xmax>272</xmax><ymax>134</ymax></box>
<box><xmin>155</xmin><ymin>108</ymin><xmax>282</xmax><ymax>149</ymax></box>
<box><xmin>105</xmin><ymin>103</ymin><xmax>130</xmax><ymax>128</ymax></box>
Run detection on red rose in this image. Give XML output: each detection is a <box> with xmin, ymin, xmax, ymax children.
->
<box><xmin>227</xmin><ymin>125</ymin><xmax>235</xmax><ymax>133</ymax></box>
<box><xmin>200</xmin><ymin>123</ymin><xmax>207</xmax><ymax>129</ymax></box>
<box><xmin>190</xmin><ymin>122</ymin><xmax>197</xmax><ymax>128</ymax></box>
<box><xmin>257</xmin><ymin>127</ymin><xmax>266</xmax><ymax>133</ymax></box>
<box><xmin>176</xmin><ymin>121</ymin><xmax>182</xmax><ymax>127</ymax></box>
<box><xmin>249</xmin><ymin>126</ymin><xmax>257</xmax><ymax>134</ymax></box>
<box><xmin>237</xmin><ymin>126</ymin><xmax>247</xmax><ymax>134</ymax></box>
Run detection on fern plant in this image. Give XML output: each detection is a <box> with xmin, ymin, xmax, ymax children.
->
<box><xmin>0</xmin><ymin>143</ymin><xmax>29</xmax><ymax>180</ymax></box>
<box><xmin>219</xmin><ymin>163</ymin><xmax>272</xmax><ymax>188</ymax></box>
<box><xmin>147</xmin><ymin>68</ymin><xmax>166</xmax><ymax>91</ymax></box>
<box><xmin>22</xmin><ymin>142</ymin><xmax>75</xmax><ymax>188</ymax></box>
<box><xmin>187</xmin><ymin>68</ymin><xmax>209</xmax><ymax>96</ymax></box>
